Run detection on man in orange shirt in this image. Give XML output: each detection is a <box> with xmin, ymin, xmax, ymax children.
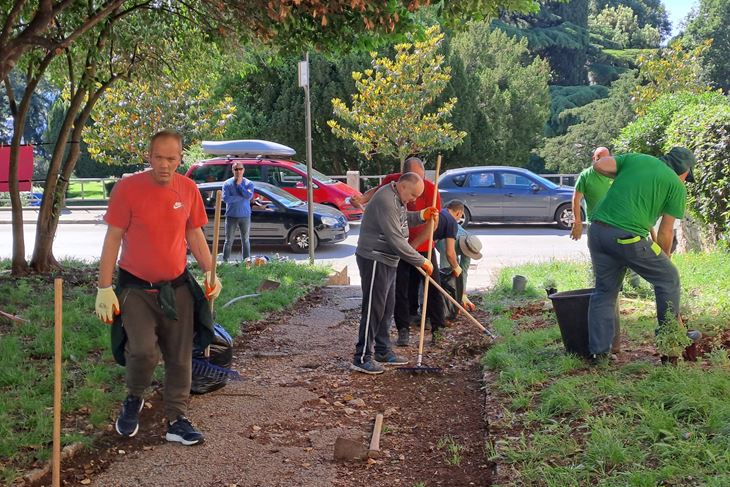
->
<box><xmin>95</xmin><ymin>130</ymin><xmax>222</xmax><ymax>445</ymax></box>
<box><xmin>352</xmin><ymin>157</ymin><xmax>445</xmax><ymax>345</ymax></box>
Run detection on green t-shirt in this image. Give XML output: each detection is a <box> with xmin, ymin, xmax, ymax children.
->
<box><xmin>575</xmin><ymin>167</ymin><xmax>612</xmax><ymax>222</ymax></box>
<box><xmin>592</xmin><ymin>153</ymin><xmax>687</xmax><ymax>237</ymax></box>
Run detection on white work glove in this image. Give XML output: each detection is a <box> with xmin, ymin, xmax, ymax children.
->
<box><xmin>204</xmin><ymin>271</ymin><xmax>222</xmax><ymax>299</ymax></box>
<box><xmin>95</xmin><ymin>286</ymin><xmax>120</xmax><ymax>324</ymax></box>
<box><xmin>452</xmin><ymin>265</ymin><xmax>463</xmax><ymax>278</ymax></box>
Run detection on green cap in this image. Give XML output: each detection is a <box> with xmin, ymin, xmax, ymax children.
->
<box><xmin>660</xmin><ymin>147</ymin><xmax>696</xmax><ymax>183</ymax></box>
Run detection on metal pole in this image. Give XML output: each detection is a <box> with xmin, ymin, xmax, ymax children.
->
<box><xmin>304</xmin><ymin>52</ymin><xmax>315</xmax><ymax>264</ymax></box>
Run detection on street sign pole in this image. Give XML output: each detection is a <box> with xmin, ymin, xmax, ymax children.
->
<box><xmin>299</xmin><ymin>53</ymin><xmax>315</xmax><ymax>264</ymax></box>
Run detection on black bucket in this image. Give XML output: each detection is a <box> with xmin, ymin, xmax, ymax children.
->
<box><xmin>548</xmin><ymin>288</ymin><xmax>594</xmax><ymax>357</ymax></box>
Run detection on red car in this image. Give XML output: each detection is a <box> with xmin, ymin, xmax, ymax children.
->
<box><xmin>186</xmin><ymin>140</ymin><xmax>363</xmax><ymax>221</ymax></box>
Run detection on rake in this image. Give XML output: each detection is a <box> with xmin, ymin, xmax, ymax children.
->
<box><xmin>398</xmin><ymin>155</ymin><xmax>443</xmax><ymax>375</ymax></box>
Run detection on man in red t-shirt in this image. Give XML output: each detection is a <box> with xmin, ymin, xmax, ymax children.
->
<box><xmin>95</xmin><ymin>130</ymin><xmax>222</xmax><ymax>446</ymax></box>
<box><xmin>352</xmin><ymin>157</ymin><xmax>446</xmax><ymax>345</ymax></box>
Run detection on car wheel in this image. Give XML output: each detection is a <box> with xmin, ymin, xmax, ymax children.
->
<box><xmin>459</xmin><ymin>207</ymin><xmax>472</xmax><ymax>227</ymax></box>
<box><xmin>288</xmin><ymin>227</ymin><xmax>318</xmax><ymax>253</ymax></box>
<box><xmin>555</xmin><ymin>204</ymin><xmax>574</xmax><ymax>230</ymax></box>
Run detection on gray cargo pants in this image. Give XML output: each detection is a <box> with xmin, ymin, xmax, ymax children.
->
<box><xmin>587</xmin><ymin>221</ymin><xmax>681</xmax><ymax>355</ymax></box>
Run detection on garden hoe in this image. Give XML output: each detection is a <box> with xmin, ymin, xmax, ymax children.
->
<box><xmin>191</xmin><ymin>190</ymin><xmax>242</xmax><ymax>382</ymax></box>
<box><xmin>415</xmin><ymin>266</ymin><xmax>497</xmax><ymax>340</ymax></box>
<box><xmin>398</xmin><ymin>155</ymin><xmax>443</xmax><ymax>375</ymax></box>
<box><xmin>334</xmin><ymin>413</ymin><xmax>384</xmax><ymax>461</ymax></box>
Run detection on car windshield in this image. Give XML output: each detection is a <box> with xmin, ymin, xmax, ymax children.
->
<box><xmin>291</xmin><ymin>163</ymin><xmax>337</xmax><ymax>184</ymax></box>
<box><xmin>259</xmin><ymin>185</ymin><xmax>305</xmax><ymax>208</ymax></box>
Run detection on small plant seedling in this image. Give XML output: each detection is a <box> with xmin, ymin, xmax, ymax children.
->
<box><xmin>437</xmin><ymin>435</ymin><xmax>465</xmax><ymax>466</ymax></box>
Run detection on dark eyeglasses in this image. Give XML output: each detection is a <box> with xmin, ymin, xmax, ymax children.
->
<box><xmin>233</xmin><ymin>168</ymin><xmax>244</xmax><ymax>171</ymax></box>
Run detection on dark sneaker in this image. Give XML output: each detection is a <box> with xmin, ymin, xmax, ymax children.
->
<box><xmin>374</xmin><ymin>352</ymin><xmax>409</xmax><ymax>365</ymax></box>
<box><xmin>350</xmin><ymin>360</ymin><xmax>385</xmax><ymax>375</ymax></box>
<box><xmin>166</xmin><ymin>416</ymin><xmax>204</xmax><ymax>446</ymax></box>
<box><xmin>115</xmin><ymin>395</ymin><xmax>144</xmax><ymax>437</ymax></box>
<box><xmin>396</xmin><ymin>329</ymin><xmax>410</xmax><ymax>347</ymax></box>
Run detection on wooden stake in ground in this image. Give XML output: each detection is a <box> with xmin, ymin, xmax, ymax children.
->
<box><xmin>53</xmin><ymin>277</ymin><xmax>63</xmax><ymax>487</ymax></box>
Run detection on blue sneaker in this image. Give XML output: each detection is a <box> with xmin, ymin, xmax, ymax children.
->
<box><xmin>166</xmin><ymin>416</ymin><xmax>204</xmax><ymax>446</ymax></box>
<box><xmin>115</xmin><ymin>395</ymin><xmax>144</xmax><ymax>437</ymax></box>
<box><xmin>350</xmin><ymin>360</ymin><xmax>385</xmax><ymax>375</ymax></box>
<box><xmin>374</xmin><ymin>352</ymin><xmax>409</xmax><ymax>366</ymax></box>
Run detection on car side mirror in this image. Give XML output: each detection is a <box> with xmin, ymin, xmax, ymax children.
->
<box><xmin>531</xmin><ymin>183</ymin><xmax>540</xmax><ymax>192</ymax></box>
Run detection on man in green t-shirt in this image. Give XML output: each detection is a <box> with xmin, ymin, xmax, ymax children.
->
<box><xmin>571</xmin><ymin>147</ymin><xmax>623</xmax><ymax>354</ymax></box>
<box><xmin>588</xmin><ymin>147</ymin><xmax>696</xmax><ymax>360</ymax></box>
<box><xmin>570</xmin><ymin>147</ymin><xmax>612</xmax><ymax>241</ymax></box>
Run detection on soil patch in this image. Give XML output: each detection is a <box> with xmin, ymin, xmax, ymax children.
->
<box><xmin>26</xmin><ymin>286</ymin><xmax>494</xmax><ymax>487</ymax></box>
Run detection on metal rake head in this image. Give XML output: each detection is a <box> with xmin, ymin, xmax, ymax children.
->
<box><xmin>191</xmin><ymin>358</ymin><xmax>244</xmax><ymax>382</ymax></box>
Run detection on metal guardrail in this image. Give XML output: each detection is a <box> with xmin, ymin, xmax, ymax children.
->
<box><xmin>330</xmin><ymin>172</ymin><xmax>579</xmax><ymax>190</ymax></box>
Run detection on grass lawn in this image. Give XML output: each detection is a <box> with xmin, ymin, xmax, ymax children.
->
<box><xmin>481</xmin><ymin>252</ymin><xmax>730</xmax><ymax>486</ymax></box>
<box><xmin>0</xmin><ymin>259</ymin><xmax>328</xmax><ymax>483</ymax></box>
<box><xmin>65</xmin><ymin>181</ymin><xmax>107</xmax><ymax>200</ymax></box>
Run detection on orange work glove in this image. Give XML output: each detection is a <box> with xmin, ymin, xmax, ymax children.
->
<box><xmin>452</xmin><ymin>265</ymin><xmax>463</xmax><ymax>278</ymax></box>
<box><xmin>421</xmin><ymin>258</ymin><xmax>434</xmax><ymax>276</ymax></box>
<box><xmin>95</xmin><ymin>286</ymin><xmax>120</xmax><ymax>324</ymax></box>
<box><xmin>462</xmin><ymin>295</ymin><xmax>476</xmax><ymax>312</ymax></box>
<box><xmin>204</xmin><ymin>271</ymin><xmax>222</xmax><ymax>299</ymax></box>
<box><xmin>420</xmin><ymin>207</ymin><xmax>439</xmax><ymax>221</ymax></box>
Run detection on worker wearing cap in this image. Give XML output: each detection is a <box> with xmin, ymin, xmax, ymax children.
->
<box><xmin>588</xmin><ymin>147</ymin><xmax>697</xmax><ymax>360</ymax></box>
<box><xmin>436</xmin><ymin>225</ymin><xmax>483</xmax><ymax>311</ymax></box>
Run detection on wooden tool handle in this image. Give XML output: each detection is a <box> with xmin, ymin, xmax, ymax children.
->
<box><xmin>415</xmin><ymin>266</ymin><xmax>496</xmax><ymax>339</ymax></box>
<box><xmin>369</xmin><ymin>413</ymin><xmax>384</xmax><ymax>452</ymax></box>
<box><xmin>416</xmin><ymin>155</ymin><xmax>442</xmax><ymax>364</ymax></box>
<box><xmin>53</xmin><ymin>278</ymin><xmax>63</xmax><ymax>487</ymax></box>
<box><xmin>210</xmin><ymin>189</ymin><xmax>223</xmax><ymax>310</ymax></box>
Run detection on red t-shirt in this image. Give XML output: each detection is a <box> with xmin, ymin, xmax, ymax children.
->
<box><xmin>381</xmin><ymin>173</ymin><xmax>442</xmax><ymax>252</ymax></box>
<box><xmin>104</xmin><ymin>171</ymin><xmax>208</xmax><ymax>283</ymax></box>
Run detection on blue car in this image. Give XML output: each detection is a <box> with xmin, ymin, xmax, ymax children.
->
<box><xmin>438</xmin><ymin>166</ymin><xmax>580</xmax><ymax>229</ymax></box>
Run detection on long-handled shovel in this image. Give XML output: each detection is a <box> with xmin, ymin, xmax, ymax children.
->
<box><xmin>192</xmin><ymin>190</ymin><xmax>242</xmax><ymax>382</ymax></box>
<box><xmin>398</xmin><ymin>155</ymin><xmax>443</xmax><ymax>374</ymax></box>
<box><xmin>53</xmin><ymin>278</ymin><xmax>63</xmax><ymax>487</ymax></box>
<box><xmin>415</xmin><ymin>267</ymin><xmax>497</xmax><ymax>340</ymax></box>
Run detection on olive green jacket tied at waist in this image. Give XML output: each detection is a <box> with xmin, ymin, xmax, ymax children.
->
<box><xmin>110</xmin><ymin>267</ymin><xmax>214</xmax><ymax>366</ymax></box>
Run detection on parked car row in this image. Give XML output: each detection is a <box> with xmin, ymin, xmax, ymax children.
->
<box><xmin>187</xmin><ymin>140</ymin><xmax>580</xmax><ymax>255</ymax></box>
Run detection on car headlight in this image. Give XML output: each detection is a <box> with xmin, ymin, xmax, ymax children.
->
<box><xmin>321</xmin><ymin>216</ymin><xmax>339</xmax><ymax>227</ymax></box>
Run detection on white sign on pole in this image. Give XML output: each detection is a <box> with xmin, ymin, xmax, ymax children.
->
<box><xmin>298</xmin><ymin>60</ymin><xmax>309</xmax><ymax>88</ymax></box>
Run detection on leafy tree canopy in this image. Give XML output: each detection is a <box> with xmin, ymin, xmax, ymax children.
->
<box><xmin>588</xmin><ymin>0</ymin><xmax>670</xmax><ymax>39</ymax></box>
<box><xmin>682</xmin><ymin>0</ymin><xmax>730</xmax><ymax>92</ymax></box>
<box><xmin>328</xmin><ymin>25</ymin><xmax>466</xmax><ymax>171</ymax></box>
<box><xmin>589</xmin><ymin>4</ymin><xmax>660</xmax><ymax>49</ymax></box>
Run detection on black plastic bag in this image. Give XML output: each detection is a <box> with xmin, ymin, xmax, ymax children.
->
<box><xmin>439</xmin><ymin>268</ymin><xmax>464</xmax><ymax>321</ymax></box>
<box><xmin>191</xmin><ymin>323</ymin><xmax>234</xmax><ymax>394</ymax></box>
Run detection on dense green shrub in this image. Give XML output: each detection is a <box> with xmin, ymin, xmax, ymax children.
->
<box><xmin>664</xmin><ymin>102</ymin><xmax>730</xmax><ymax>244</ymax></box>
<box><xmin>614</xmin><ymin>91</ymin><xmax>727</xmax><ymax>156</ymax></box>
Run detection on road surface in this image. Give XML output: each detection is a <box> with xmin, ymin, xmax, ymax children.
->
<box><xmin>0</xmin><ymin>222</ymin><xmax>589</xmax><ymax>289</ymax></box>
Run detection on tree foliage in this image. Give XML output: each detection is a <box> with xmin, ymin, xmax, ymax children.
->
<box><xmin>588</xmin><ymin>4</ymin><xmax>660</xmax><ymax>49</ymax></box>
<box><xmin>328</xmin><ymin>26</ymin><xmax>466</xmax><ymax>171</ymax></box>
<box><xmin>498</xmin><ymin>0</ymin><xmax>590</xmax><ymax>86</ymax></box>
<box><xmin>664</xmin><ymin>101</ymin><xmax>730</xmax><ymax>244</ymax></box>
<box><xmin>84</xmin><ymin>37</ymin><xmax>238</xmax><ymax>167</ymax></box>
<box><xmin>632</xmin><ymin>39</ymin><xmax>712</xmax><ymax>114</ymax></box>
<box><xmin>614</xmin><ymin>91</ymin><xmax>727</xmax><ymax>156</ymax></box>
<box><xmin>545</xmin><ymin>84</ymin><xmax>609</xmax><ymax>137</ymax></box>
<box><xmin>682</xmin><ymin>0</ymin><xmax>730</xmax><ymax>93</ymax></box>
<box><xmin>445</xmin><ymin>23</ymin><xmax>551</xmax><ymax>166</ymax></box>
<box><xmin>588</xmin><ymin>0</ymin><xmax>670</xmax><ymax>40</ymax></box>
<box><xmin>539</xmin><ymin>71</ymin><xmax>637</xmax><ymax>173</ymax></box>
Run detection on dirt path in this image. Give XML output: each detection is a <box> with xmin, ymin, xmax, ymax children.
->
<box><xmin>44</xmin><ymin>285</ymin><xmax>493</xmax><ymax>487</ymax></box>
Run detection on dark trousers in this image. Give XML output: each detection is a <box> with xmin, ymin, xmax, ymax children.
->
<box><xmin>354</xmin><ymin>255</ymin><xmax>397</xmax><ymax>363</ymax></box>
<box><xmin>588</xmin><ymin>222</ymin><xmax>681</xmax><ymax>355</ymax></box>
<box><xmin>394</xmin><ymin>251</ymin><xmax>445</xmax><ymax>333</ymax></box>
<box><xmin>120</xmin><ymin>286</ymin><xmax>194</xmax><ymax>420</ymax></box>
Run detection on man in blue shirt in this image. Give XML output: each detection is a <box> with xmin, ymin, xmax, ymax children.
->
<box><xmin>222</xmin><ymin>162</ymin><xmax>255</xmax><ymax>262</ymax></box>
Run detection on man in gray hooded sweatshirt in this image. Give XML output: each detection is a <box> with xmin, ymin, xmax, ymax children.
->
<box><xmin>352</xmin><ymin>172</ymin><xmax>438</xmax><ymax>374</ymax></box>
